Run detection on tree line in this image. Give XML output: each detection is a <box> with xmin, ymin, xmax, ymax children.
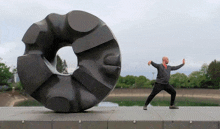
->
<box><xmin>116</xmin><ymin>60</ymin><xmax>220</xmax><ymax>89</ymax></box>
<box><xmin>0</xmin><ymin>57</ymin><xmax>219</xmax><ymax>90</ymax></box>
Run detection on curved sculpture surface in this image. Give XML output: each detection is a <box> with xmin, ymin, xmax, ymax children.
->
<box><xmin>17</xmin><ymin>10</ymin><xmax>121</xmax><ymax>112</ymax></box>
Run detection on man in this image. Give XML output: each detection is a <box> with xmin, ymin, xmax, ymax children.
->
<box><xmin>143</xmin><ymin>57</ymin><xmax>185</xmax><ymax>110</ymax></box>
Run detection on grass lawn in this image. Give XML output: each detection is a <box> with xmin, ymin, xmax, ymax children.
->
<box><xmin>15</xmin><ymin>98</ymin><xmax>219</xmax><ymax>107</ymax></box>
<box><xmin>15</xmin><ymin>100</ymin><xmax>43</xmax><ymax>106</ymax></box>
<box><xmin>150</xmin><ymin>99</ymin><xmax>219</xmax><ymax>106</ymax></box>
<box><xmin>112</xmin><ymin>98</ymin><xmax>219</xmax><ymax>106</ymax></box>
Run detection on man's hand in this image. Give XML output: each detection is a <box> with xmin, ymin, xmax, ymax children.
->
<box><xmin>148</xmin><ymin>61</ymin><xmax>151</xmax><ymax>66</ymax></box>
<box><xmin>183</xmin><ymin>59</ymin><xmax>185</xmax><ymax>64</ymax></box>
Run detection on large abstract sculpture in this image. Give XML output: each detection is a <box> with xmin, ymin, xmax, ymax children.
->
<box><xmin>17</xmin><ymin>10</ymin><xmax>121</xmax><ymax>112</ymax></box>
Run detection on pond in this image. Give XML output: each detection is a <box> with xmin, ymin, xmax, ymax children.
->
<box><xmin>97</xmin><ymin>101</ymin><xmax>153</xmax><ymax>107</ymax></box>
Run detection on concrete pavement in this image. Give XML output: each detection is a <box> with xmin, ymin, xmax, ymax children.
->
<box><xmin>0</xmin><ymin>106</ymin><xmax>219</xmax><ymax>129</ymax></box>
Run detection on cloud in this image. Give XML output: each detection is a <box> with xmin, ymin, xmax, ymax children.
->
<box><xmin>206</xmin><ymin>0</ymin><xmax>220</xmax><ymax>4</ymax></box>
<box><xmin>0</xmin><ymin>0</ymin><xmax>220</xmax><ymax>77</ymax></box>
<box><xmin>0</xmin><ymin>41</ymin><xmax>24</xmax><ymax>67</ymax></box>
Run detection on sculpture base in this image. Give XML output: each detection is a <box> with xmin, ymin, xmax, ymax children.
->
<box><xmin>0</xmin><ymin>106</ymin><xmax>219</xmax><ymax>129</ymax></box>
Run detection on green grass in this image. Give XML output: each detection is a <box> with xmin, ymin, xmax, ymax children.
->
<box><xmin>15</xmin><ymin>99</ymin><xmax>219</xmax><ymax>107</ymax></box>
<box><xmin>111</xmin><ymin>98</ymin><xmax>219</xmax><ymax>106</ymax></box>
<box><xmin>15</xmin><ymin>100</ymin><xmax>43</xmax><ymax>106</ymax></box>
<box><xmin>150</xmin><ymin>99</ymin><xmax>219</xmax><ymax>106</ymax></box>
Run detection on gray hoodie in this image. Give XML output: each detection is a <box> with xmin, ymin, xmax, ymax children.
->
<box><xmin>151</xmin><ymin>61</ymin><xmax>184</xmax><ymax>84</ymax></box>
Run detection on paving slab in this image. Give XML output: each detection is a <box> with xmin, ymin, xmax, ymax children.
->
<box><xmin>153</xmin><ymin>106</ymin><xmax>219</xmax><ymax>129</ymax></box>
<box><xmin>0</xmin><ymin>106</ymin><xmax>219</xmax><ymax>129</ymax></box>
<box><xmin>53</xmin><ymin>107</ymin><xmax>115</xmax><ymax>129</ymax></box>
<box><xmin>108</xmin><ymin>106</ymin><xmax>163</xmax><ymax>129</ymax></box>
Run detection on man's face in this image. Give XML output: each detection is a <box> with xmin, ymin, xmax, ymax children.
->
<box><xmin>165</xmin><ymin>57</ymin><xmax>169</xmax><ymax>64</ymax></box>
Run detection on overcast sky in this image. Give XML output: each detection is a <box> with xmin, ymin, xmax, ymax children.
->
<box><xmin>1</xmin><ymin>0</ymin><xmax>220</xmax><ymax>79</ymax></box>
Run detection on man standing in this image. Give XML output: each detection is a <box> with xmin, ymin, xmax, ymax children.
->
<box><xmin>143</xmin><ymin>57</ymin><xmax>185</xmax><ymax>110</ymax></box>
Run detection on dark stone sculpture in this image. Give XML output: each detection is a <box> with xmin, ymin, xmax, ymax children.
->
<box><xmin>17</xmin><ymin>10</ymin><xmax>121</xmax><ymax>113</ymax></box>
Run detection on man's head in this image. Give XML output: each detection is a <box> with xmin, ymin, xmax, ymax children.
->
<box><xmin>162</xmin><ymin>56</ymin><xmax>169</xmax><ymax>64</ymax></box>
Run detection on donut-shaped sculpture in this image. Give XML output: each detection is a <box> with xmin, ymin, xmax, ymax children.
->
<box><xmin>17</xmin><ymin>10</ymin><xmax>121</xmax><ymax>113</ymax></box>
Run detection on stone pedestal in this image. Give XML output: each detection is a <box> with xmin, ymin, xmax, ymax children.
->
<box><xmin>0</xmin><ymin>107</ymin><xmax>220</xmax><ymax>129</ymax></box>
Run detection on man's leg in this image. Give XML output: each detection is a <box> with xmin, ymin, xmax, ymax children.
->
<box><xmin>164</xmin><ymin>84</ymin><xmax>178</xmax><ymax>109</ymax></box>
<box><xmin>144</xmin><ymin>83</ymin><xmax>163</xmax><ymax>106</ymax></box>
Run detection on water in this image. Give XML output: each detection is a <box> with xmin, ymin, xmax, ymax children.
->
<box><xmin>97</xmin><ymin>102</ymin><xmax>119</xmax><ymax>107</ymax></box>
<box><xmin>97</xmin><ymin>101</ymin><xmax>152</xmax><ymax>107</ymax></box>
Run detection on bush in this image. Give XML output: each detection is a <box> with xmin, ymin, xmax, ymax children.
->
<box><xmin>0</xmin><ymin>85</ymin><xmax>11</xmax><ymax>92</ymax></box>
<box><xmin>16</xmin><ymin>82</ymin><xmax>23</xmax><ymax>91</ymax></box>
<box><xmin>141</xmin><ymin>81</ymin><xmax>153</xmax><ymax>88</ymax></box>
<box><xmin>8</xmin><ymin>82</ymin><xmax>24</xmax><ymax>92</ymax></box>
<box><xmin>115</xmin><ymin>83</ymin><xmax>131</xmax><ymax>88</ymax></box>
<box><xmin>142</xmin><ymin>84</ymin><xmax>153</xmax><ymax>88</ymax></box>
<box><xmin>150</xmin><ymin>80</ymin><xmax>156</xmax><ymax>86</ymax></box>
<box><xmin>15</xmin><ymin>100</ymin><xmax>43</xmax><ymax>106</ymax></box>
<box><xmin>135</xmin><ymin>76</ymin><xmax>149</xmax><ymax>88</ymax></box>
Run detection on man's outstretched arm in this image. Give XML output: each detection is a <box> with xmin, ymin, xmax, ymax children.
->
<box><xmin>148</xmin><ymin>60</ymin><xmax>159</xmax><ymax>68</ymax></box>
<box><xmin>171</xmin><ymin>59</ymin><xmax>185</xmax><ymax>70</ymax></box>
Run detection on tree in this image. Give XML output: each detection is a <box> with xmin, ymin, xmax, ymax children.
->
<box><xmin>63</xmin><ymin>60</ymin><xmax>68</xmax><ymax>74</ymax></box>
<box><xmin>135</xmin><ymin>75</ymin><xmax>149</xmax><ymax>88</ymax></box>
<box><xmin>169</xmin><ymin>73</ymin><xmax>188</xmax><ymax>88</ymax></box>
<box><xmin>123</xmin><ymin>75</ymin><xmax>136</xmax><ymax>86</ymax></box>
<box><xmin>150</xmin><ymin>79</ymin><xmax>156</xmax><ymax>86</ymax></box>
<box><xmin>200</xmin><ymin>79</ymin><xmax>213</xmax><ymax>88</ymax></box>
<box><xmin>200</xmin><ymin>63</ymin><xmax>208</xmax><ymax>75</ymax></box>
<box><xmin>142</xmin><ymin>79</ymin><xmax>155</xmax><ymax>88</ymax></box>
<box><xmin>117</xmin><ymin>76</ymin><xmax>123</xmax><ymax>83</ymax></box>
<box><xmin>115</xmin><ymin>82</ymin><xmax>130</xmax><ymax>88</ymax></box>
<box><xmin>0</xmin><ymin>62</ymin><xmax>13</xmax><ymax>85</ymax></box>
<box><xmin>12</xmin><ymin>67</ymin><xmax>17</xmax><ymax>74</ymax></box>
<box><xmin>207</xmin><ymin>60</ymin><xmax>220</xmax><ymax>88</ymax></box>
<box><xmin>56</xmin><ymin>55</ymin><xmax>63</xmax><ymax>73</ymax></box>
<box><xmin>199</xmin><ymin>63</ymin><xmax>212</xmax><ymax>88</ymax></box>
<box><xmin>188</xmin><ymin>71</ymin><xmax>206</xmax><ymax>88</ymax></box>
<box><xmin>116</xmin><ymin>76</ymin><xmax>131</xmax><ymax>88</ymax></box>
<box><xmin>56</xmin><ymin>55</ymin><xmax>68</xmax><ymax>74</ymax></box>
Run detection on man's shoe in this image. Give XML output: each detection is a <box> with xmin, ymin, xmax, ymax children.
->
<box><xmin>169</xmin><ymin>105</ymin><xmax>179</xmax><ymax>109</ymax></box>
<box><xmin>143</xmin><ymin>105</ymin><xmax>147</xmax><ymax>110</ymax></box>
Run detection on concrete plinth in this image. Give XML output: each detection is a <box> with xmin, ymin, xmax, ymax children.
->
<box><xmin>0</xmin><ymin>106</ymin><xmax>220</xmax><ymax>129</ymax></box>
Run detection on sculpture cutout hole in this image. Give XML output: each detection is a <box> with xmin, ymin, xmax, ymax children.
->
<box><xmin>56</xmin><ymin>46</ymin><xmax>78</xmax><ymax>74</ymax></box>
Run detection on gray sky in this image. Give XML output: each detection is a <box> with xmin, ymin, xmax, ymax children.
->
<box><xmin>1</xmin><ymin>0</ymin><xmax>220</xmax><ymax>79</ymax></box>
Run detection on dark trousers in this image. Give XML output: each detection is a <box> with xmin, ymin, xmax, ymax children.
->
<box><xmin>145</xmin><ymin>82</ymin><xmax>176</xmax><ymax>106</ymax></box>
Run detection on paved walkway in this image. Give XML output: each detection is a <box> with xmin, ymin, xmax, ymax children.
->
<box><xmin>0</xmin><ymin>91</ymin><xmax>28</xmax><ymax>107</ymax></box>
<box><xmin>0</xmin><ymin>106</ymin><xmax>219</xmax><ymax>129</ymax></box>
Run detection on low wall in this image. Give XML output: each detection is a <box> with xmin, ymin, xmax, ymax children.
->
<box><xmin>107</xmin><ymin>89</ymin><xmax>220</xmax><ymax>104</ymax></box>
<box><xmin>110</xmin><ymin>88</ymin><xmax>220</xmax><ymax>97</ymax></box>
